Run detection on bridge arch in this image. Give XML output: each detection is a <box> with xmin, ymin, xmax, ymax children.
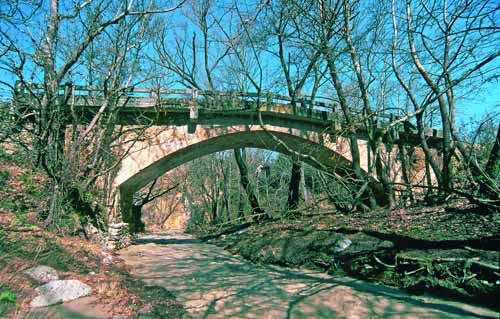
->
<box><xmin>16</xmin><ymin>84</ymin><xmax>436</xmax><ymax>233</ymax></box>
<box><xmin>116</xmin><ymin>129</ymin><xmax>367</xmax><ymax>229</ymax></box>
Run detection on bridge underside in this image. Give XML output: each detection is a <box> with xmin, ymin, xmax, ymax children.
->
<box><xmin>78</xmin><ymin>107</ymin><xmax>443</xmax><ymax>148</ymax></box>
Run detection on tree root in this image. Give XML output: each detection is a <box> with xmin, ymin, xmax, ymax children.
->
<box><xmin>397</xmin><ymin>255</ymin><xmax>499</xmax><ymax>272</ymax></box>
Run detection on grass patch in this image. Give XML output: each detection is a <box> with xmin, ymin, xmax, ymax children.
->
<box><xmin>0</xmin><ymin>170</ymin><xmax>9</xmax><ymax>187</ymax></box>
<box><xmin>0</xmin><ymin>233</ymin><xmax>91</xmax><ymax>273</ymax></box>
<box><xmin>119</xmin><ymin>271</ymin><xmax>187</xmax><ymax>319</ymax></box>
<box><xmin>0</xmin><ymin>286</ymin><xmax>16</xmax><ymax>317</ymax></box>
<box><xmin>19</xmin><ymin>172</ymin><xmax>43</xmax><ymax>198</ymax></box>
<box><xmin>0</xmin><ymin>199</ymin><xmax>17</xmax><ymax>211</ymax></box>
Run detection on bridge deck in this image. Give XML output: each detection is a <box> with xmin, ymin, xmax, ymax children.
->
<box><xmin>15</xmin><ymin>85</ymin><xmax>442</xmax><ymax>146</ymax></box>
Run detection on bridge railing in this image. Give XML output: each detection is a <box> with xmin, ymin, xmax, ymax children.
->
<box><xmin>15</xmin><ymin>83</ymin><xmax>397</xmax><ymax>125</ymax></box>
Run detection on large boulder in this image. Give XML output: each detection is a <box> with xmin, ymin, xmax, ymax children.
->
<box><xmin>24</xmin><ymin>265</ymin><xmax>59</xmax><ymax>283</ymax></box>
<box><xmin>30</xmin><ymin>280</ymin><xmax>92</xmax><ymax>308</ymax></box>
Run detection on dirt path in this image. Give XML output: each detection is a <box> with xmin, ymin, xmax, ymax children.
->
<box><xmin>119</xmin><ymin>233</ymin><xmax>497</xmax><ymax>319</ymax></box>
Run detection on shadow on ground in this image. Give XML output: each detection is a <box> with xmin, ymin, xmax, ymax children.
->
<box><xmin>119</xmin><ymin>233</ymin><xmax>497</xmax><ymax>319</ymax></box>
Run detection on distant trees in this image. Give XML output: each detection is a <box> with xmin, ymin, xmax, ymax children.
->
<box><xmin>160</xmin><ymin>150</ymin><xmax>342</xmax><ymax>232</ymax></box>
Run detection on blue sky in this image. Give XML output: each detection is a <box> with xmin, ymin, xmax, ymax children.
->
<box><xmin>0</xmin><ymin>0</ymin><xmax>498</xmax><ymax>127</ymax></box>
<box><xmin>455</xmin><ymin>79</ymin><xmax>499</xmax><ymax>126</ymax></box>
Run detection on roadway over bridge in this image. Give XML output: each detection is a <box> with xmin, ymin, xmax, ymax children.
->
<box><xmin>16</xmin><ymin>85</ymin><xmax>442</xmax><ymax>232</ymax></box>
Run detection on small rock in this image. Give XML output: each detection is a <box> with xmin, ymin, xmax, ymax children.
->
<box><xmin>103</xmin><ymin>257</ymin><xmax>114</xmax><ymax>265</ymax></box>
<box><xmin>101</xmin><ymin>252</ymin><xmax>115</xmax><ymax>265</ymax></box>
<box><xmin>109</xmin><ymin>229</ymin><xmax>121</xmax><ymax>236</ymax></box>
<box><xmin>108</xmin><ymin>223</ymin><xmax>128</xmax><ymax>229</ymax></box>
<box><xmin>105</xmin><ymin>241</ymin><xmax>117</xmax><ymax>251</ymax></box>
<box><xmin>236</xmin><ymin>228</ymin><xmax>249</xmax><ymax>235</ymax></box>
<box><xmin>85</xmin><ymin>223</ymin><xmax>99</xmax><ymax>234</ymax></box>
<box><xmin>24</xmin><ymin>265</ymin><xmax>59</xmax><ymax>283</ymax></box>
<box><xmin>108</xmin><ymin>234</ymin><xmax>122</xmax><ymax>241</ymax></box>
<box><xmin>138</xmin><ymin>304</ymin><xmax>152</xmax><ymax>314</ymax></box>
<box><xmin>333</xmin><ymin>237</ymin><xmax>352</xmax><ymax>252</ymax></box>
<box><xmin>336</xmin><ymin>233</ymin><xmax>395</xmax><ymax>258</ymax></box>
<box><xmin>30</xmin><ymin>280</ymin><xmax>92</xmax><ymax>308</ymax></box>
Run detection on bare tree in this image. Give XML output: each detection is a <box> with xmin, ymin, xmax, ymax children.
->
<box><xmin>234</xmin><ymin>148</ymin><xmax>267</xmax><ymax>222</ymax></box>
<box><xmin>1</xmin><ymin>0</ymin><xmax>185</xmax><ymax>229</ymax></box>
<box><xmin>391</xmin><ymin>0</ymin><xmax>499</xmax><ymax>204</ymax></box>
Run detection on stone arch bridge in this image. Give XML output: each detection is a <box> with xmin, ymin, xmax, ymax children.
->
<box><xmin>17</xmin><ymin>86</ymin><xmax>442</xmax><ymax>232</ymax></box>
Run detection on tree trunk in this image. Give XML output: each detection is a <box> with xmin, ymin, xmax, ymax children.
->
<box><xmin>237</xmin><ymin>186</ymin><xmax>245</xmax><ymax>220</ymax></box>
<box><xmin>324</xmin><ymin>53</ymin><xmax>378</xmax><ymax>208</ymax></box>
<box><xmin>480</xmin><ymin>124</ymin><xmax>500</xmax><ymax>201</ymax></box>
<box><xmin>300</xmin><ymin>166</ymin><xmax>310</xmax><ymax>203</ymax></box>
<box><xmin>405</xmin><ymin>1</ymin><xmax>453</xmax><ymax>194</ymax></box>
<box><xmin>287</xmin><ymin>161</ymin><xmax>301</xmax><ymax>210</ymax></box>
<box><xmin>373</xmin><ymin>143</ymin><xmax>396</xmax><ymax>208</ymax></box>
<box><xmin>211</xmin><ymin>199</ymin><xmax>218</xmax><ymax>224</ymax></box>
<box><xmin>398</xmin><ymin>143</ymin><xmax>414</xmax><ymax>205</ymax></box>
<box><xmin>233</xmin><ymin>148</ymin><xmax>267</xmax><ymax>222</ymax></box>
<box><xmin>342</xmin><ymin>0</ymin><xmax>395</xmax><ymax>207</ymax></box>
<box><xmin>485</xmin><ymin>125</ymin><xmax>500</xmax><ymax>178</ymax></box>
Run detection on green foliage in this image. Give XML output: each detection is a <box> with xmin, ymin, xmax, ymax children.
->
<box><xmin>0</xmin><ymin>287</ymin><xmax>16</xmax><ymax>317</ymax></box>
<box><xmin>0</xmin><ymin>170</ymin><xmax>9</xmax><ymax>187</ymax></box>
<box><xmin>0</xmin><ymin>199</ymin><xmax>16</xmax><ymax>211</ymax></box>
<box><xmin>0</xmin><ymin>146</ymin><xmax>32</xmax><ymax>166</ymax></box>
<box><xmin>0</xmin><ymin>147</ymin><xmax>11</xmax><ymax>162</ymax></box>
<box><xmin>20</xmin><ymin>172</ymin><xmax>43</xmax><ymax>197</ymax></box>
<box><xmin>185</xmin><ymin>207</ymin><xmax>210</xmax><ymax>234</ymax></box>
<box><xmin>0</xmin><ymin>290</ymin><xmax>16</xmax><ymax>303</ymax></box>
<box><xmin>38</xmin><ymin>182</ymin><xmax>102</xmax><ymax>235</ymax></box>
<box><xmin>11</xmin><ymin>213</ymin><xmax>37</xmax><ymax>228</ymax></box>
<box><xmin>53</xmin><ymin>212</ymin><xmax>83</xmax><ymax>235</ymax></box>
<box><xmin>0</xmin><ymin>142</ymin><xmax>104</xmax><ymax>234</ymax></box>
<box><xmin>401</xmin><ymin>263</ymin><xmax>466</xmax><ymax>297</ymax></box>
<box><xmin>182</xmin><ymin>149</ymin><xmax>351</xmax><ymax>234</ymax></box>
<box><xmin>70</xmin><ymin>180</ymin><xmax>98</xmax><ymax>206</ymax></box>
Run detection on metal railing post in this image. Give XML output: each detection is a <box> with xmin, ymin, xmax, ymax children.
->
<box><xmin>188</xmin><ymin>88</ymin><xmax>198</xmax><ymax>133</ymax></box>
<box><xmin>150</xmin><ymin>88</ymin><xmax>159</xmax><ymax>107</ymax></box>
<box><xmin>266</xmin><ymin>93</ymin><xmax>272</xmax><ymax>111</ymax></box>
